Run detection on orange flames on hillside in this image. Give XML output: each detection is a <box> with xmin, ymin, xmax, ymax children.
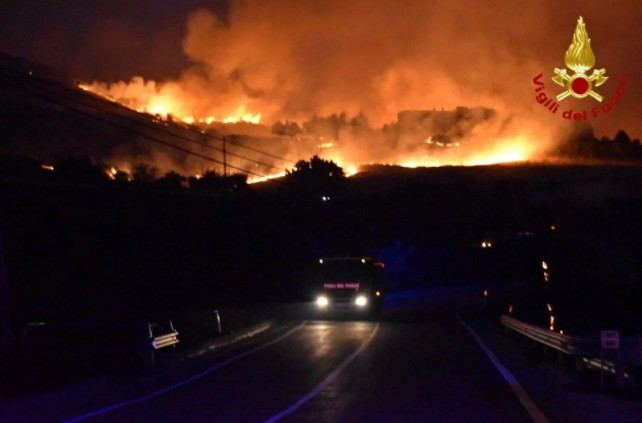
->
<box><xmin>78</xmin><ymin>80</ymin><xmax>543</xmax><ymax>184</ymax></box>
<box><xmin>314</xmin><ymin>136</ymin><xmax>534</xmax><ymax>179</ymax></box>
<box><xmin>245</xmin><ymin>138</ymin><xmax>533</xmax><ymax>184</ymax></box>
<box><xmin>71</xmin><ymin>1</ymin><xmax>569</xmax><ymax>182</ymax></box>
<box><xmin>79</xmin><ymin>81</ymin><xmax>262</xmax><ymax>124</ymax></box>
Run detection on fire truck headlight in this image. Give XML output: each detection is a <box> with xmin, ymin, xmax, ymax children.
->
<box><xmin>316</xmin><ymin>295</ymin><xmax>329</xmax><ymax>308</ymax></box>
<box><xmin>355</xmin><ymin>295</ymin><xmax>368</xmax><ymax>307</ymax></box>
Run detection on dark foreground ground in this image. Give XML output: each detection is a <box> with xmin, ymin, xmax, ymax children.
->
<box><xmin>2</xmin><ymin>286</ymin><xmax>642</xmax><ymax>423</ymax></box>
<box><xmin>2</xmin><ymin>163</ymin><xmax>642</xmax><ymax>422</ymax></box>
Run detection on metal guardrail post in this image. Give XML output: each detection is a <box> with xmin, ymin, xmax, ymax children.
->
<box><xmin>616</xmin><ymin>346</ymin><xmax>626</xmax><ymax>388</ymax></box>
<box><xmin>148</xmin><ymin>320</ymin><xmax>179</xmax><ymax>353</ymax></box>
<box><xmin>0</xmin><ymin>230</ymin><xmax>11</xmax><ymax>352</ymax></box>
<box><xmin>600</xmin><ymin>347</ymin><xmax>605</xmax><ymax>388</ymax></box>
<box><xmin>214</xmin><ymin>309</ymin><xmax>222</xmax><ymax>335</ymax></box>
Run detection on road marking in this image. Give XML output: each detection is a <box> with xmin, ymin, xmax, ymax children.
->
<box><xmin>185</xmin><ymin>320</ymin><xmax>273</xmax><ymax>359</ymax></box>
<box><xmin>61</xmin><ymin>322</ymin><xmax>306</xmax><ymax>423</ymax></box>
<box><xmin>263</xmin><ymin>322</ymin><xmax>379</xmax><ymax>423</ymax></box>
<box><xmin>456</xmin><ymin>314</ymin><xmax>550</xmax><ymax>423</ymax></box>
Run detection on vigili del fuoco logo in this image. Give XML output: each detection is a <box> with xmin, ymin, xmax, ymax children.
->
<box><xmin>532</xmin><ymin>16</ymin><xmax>627</xmax><ymax>121</ymax></box>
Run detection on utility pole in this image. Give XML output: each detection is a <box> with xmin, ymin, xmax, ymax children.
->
<box><xmin>223</xmin><ymin>136</ymin><xmax>227</xmax><ymax>177</ymax></box>
<box><xmin>0</xmin><ymin>230</ymin><xmax>10</xmax><ymax>352</ymax></box>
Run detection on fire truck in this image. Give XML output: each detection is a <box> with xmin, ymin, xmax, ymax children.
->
<box><xmin>313</xmin><ymin>257</ymin><xmax>384</xmax><ymax>317</ymax></box>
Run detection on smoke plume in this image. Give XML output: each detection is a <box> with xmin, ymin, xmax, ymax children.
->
<box><xmin>76</xmin><ymin>0</ymin><xmax>641</xmax><ymax>176</ymax></box>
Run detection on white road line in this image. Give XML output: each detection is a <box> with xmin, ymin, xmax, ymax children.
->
<box><xmin>456</xmin><ymin>314</ymin><xmax>550</xmax><ymax>423</ymax></box>
<box><xmin>263</xmin><ymin>322</ymin><xmax>380</xmax><ymax>423</ymax></box>
<box><xmin>61</xmin><ymin>322</ymin><xmax>306</xmax><ymax>423</ymax></box>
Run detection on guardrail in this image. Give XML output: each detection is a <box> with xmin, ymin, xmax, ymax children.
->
<box><xmin>148</xmin><ymin>320</ymin><xmax>179</xmax><ymax>350</ymax></box>
<box><xmin>500</xmin><ymin>314</ymin><xmax>636</xmax><ymax>387</ymax></box>
<box><xmin>0</xmin><ymin>230</ymin><xmax>10</xmax><ymax>352</ymax></box>
<box><xmin>500</xmin><ymin>315</ymin><xmax>596</xmax><ymax>356</ymax></box>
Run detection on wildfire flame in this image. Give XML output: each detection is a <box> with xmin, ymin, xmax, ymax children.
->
<box><xmin>66</xmin><ymin>2</ymin><xmax>574</xmax><ymax>182</ymax></box>
<box><xmin>106</xmin><ymin>166</ymin><xmax>117</xmax><ymax>180</ymax></box>
<box><xmin>78</xmin><ymin>82</ymin><xmax>541</xmax><ymax>182</ymax></box>
<box><xmin>79</xmin><ymin>81</ymin><xmax>262</xmax><ymax>125</ymax></box>
<box><xmin>390</xmin><ymin>136</ymin><xmax>531</xmax><ymax>169</ymax></box>
<box><xmin>247</xmin><ymin>171</ymin><xmax>286</xmax><ymax>184</ymax></box>
<box><xmin>246</xmin><ymin>137</ymin><xmax>530</xmax><ymax>184</ymax></box>
<box><xmin>564</xmin><ymin>16</ymin><xmax>596</xmax><ymax>73</ymax></box>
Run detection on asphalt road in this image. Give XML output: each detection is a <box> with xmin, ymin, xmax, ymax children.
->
<box><xmin>57</xmin><ymin>294</ymin><xmax>539</xmax><ymax>423</ymax></box>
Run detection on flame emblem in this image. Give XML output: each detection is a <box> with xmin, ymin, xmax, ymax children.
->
<box><xmin>552</xmin><ymin>16</ymin><xmax>608</xmax><ymax>102</ymax></box>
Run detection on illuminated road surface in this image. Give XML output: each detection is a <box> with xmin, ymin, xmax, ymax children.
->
<box><xmin>55</xmin><ymin>299</ymin><xmax>537</xmax><ymax>423</ymax></box>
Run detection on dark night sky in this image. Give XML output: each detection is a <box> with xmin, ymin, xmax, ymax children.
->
<box><xmin>0</xmin><ymin>0</ymin><xmax>228</xmax><ymax>80</ymax></box>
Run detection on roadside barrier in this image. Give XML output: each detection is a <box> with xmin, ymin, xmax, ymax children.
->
<box><xmin>500</xmin><ymin>314</ymin><xmax>638</xmax><ymax>388</ymax></box>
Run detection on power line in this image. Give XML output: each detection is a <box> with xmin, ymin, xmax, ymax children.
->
<box><xmin>0</xmin><ymin>74</ymin><xmax>263</xmax><ymax>177</ymax></box>
<box><xmin>0</xmin><ymin>64</ymin><xmax>294</xmax><ymax>167</ymax></box>
<box><xmin>181</xmin><ymin>124</ymin><xmax>296</xmax><ymax>165</ymax></box>
<box><xmin>70</xmin><ymin>89</ymin><xmax>285</xmax><ymax>170</ymax></box>
<box><xmin>0</xmin><ymin>67</ymin><xmax>286</xmax><ymax>172</ymax></box>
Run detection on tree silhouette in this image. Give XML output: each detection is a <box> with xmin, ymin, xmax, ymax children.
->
<box><xmin>284</xmin><ymin>155</ymin><xmax>345</xmax><ymax>197</ymax></box>
<box><xmin>113</xmin><ymin>170</ymin><xmax>130</xmax><ymax>183</ymax></box>
<box><xmin>557</xmin><ymin>124</ymin><xmax>642</xmax><ymax>161</ymax></box>
<box><xmin>131</xmin><ymin>164</ymin><xmax>158</xmax><ymax>184</ymax></box>
<box><xmin>189</xmin><ymin>171</ymin><xmax>248</xmax><ymax>191</ymax></box>
<box><xmin>54</xmin><ymin>155</ymin><xmax>107</xmax><ymax>184</ymax></box>
<box><xmin>271</xmin><ymin>121</ymin><xmax>302</xmax><ymax>137</ymax></box>
<box><xmin>226</xmin><ymin>173</ymin><xmax>248</xmax><ymax>190</ymax></box>
<box><xmin>155</xmin><ymin>171</ymin><xmax>185</xmax><ymax>190</ymax></box>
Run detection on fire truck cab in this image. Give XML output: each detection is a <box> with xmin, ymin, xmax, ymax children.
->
<box><xmin>313</xmin><ymin>257</ymin><xmax>384</xmax><ymax>317</ymax></box>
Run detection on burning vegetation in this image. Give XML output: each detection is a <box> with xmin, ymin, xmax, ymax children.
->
<box><xmin>70</xmin><ymin>0</ymin><xmax>570</xmax><ymax>179</ymax></box>
<box><xmin>78</xmin><ymin>78</ymin><xmax>547</xmax><ymax>181</ymax></box>
<box><xmin>1</xmin><ymin>1</ymin><xmax>640</xmax><ymax>182</ymax></box>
